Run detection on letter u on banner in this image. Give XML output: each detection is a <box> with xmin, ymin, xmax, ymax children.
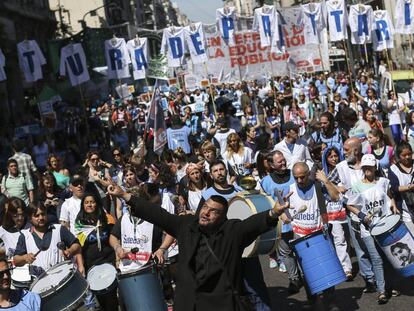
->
<box><xmin>67</xmin><ymin>53</ymin><xmax>84</xmax><ymax>76</ymax></box>
<box><xmin>169</xmin><ymin>37</ymin><xmax>183</xmax><ymax>58</ymax></box>
<box><xmin>262</xmin><ymin>15</ymin><xmax>271</xmax><ymax>37</ymax></box>
<box><xmin>109</xmin><ymin>49</ymin><xmax>122</xmax><ymax>70</ymax></box>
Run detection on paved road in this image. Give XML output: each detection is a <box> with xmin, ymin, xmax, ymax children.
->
<box><xmin>260</xmin><ymin>256</ymin><xmax>414</xmax><ymax>311</ymax></box>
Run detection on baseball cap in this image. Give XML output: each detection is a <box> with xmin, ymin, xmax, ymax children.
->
<box><xmin>361</xmin><ymin>154</ymin><xmax>376</xmax><ymax>167</ymax></box>
<box><xmin>283</xmin><ymin>121</ymin><xmax>300</xmax><ymax>131</ymax></box>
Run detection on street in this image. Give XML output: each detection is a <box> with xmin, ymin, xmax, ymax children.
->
<box><xmin>260</xmin><ymin>256</ymin><xmax>414</xmax><ymax>311</ymax></box>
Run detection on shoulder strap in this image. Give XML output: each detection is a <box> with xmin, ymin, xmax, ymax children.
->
<box><xmin>315</xmin><ymin>181</ymin><xmax>327</xmax><ymax>215</ymax></box>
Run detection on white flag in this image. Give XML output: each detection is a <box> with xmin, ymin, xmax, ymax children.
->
<box><xmin>216</xmin><ymin>7</ymin><xmax>237</xmax><ymax>46</ymax></box>
<box><xmin>184</xmin><ymin>23</ymin><xmax>208</xmax><ymax>65</ymax></box>
<box><xmin>59</xmin><ymin>43</ymin><xmax>90</xmax><ymax>86</ymax></box>
<box><xmin>349</xmin><ymin>4</ymin><xmax>374</xmax><ymax>44</ymax></box>
<box><xmin>127</xmin><ymin>37</ymin><xmax>149</xmax><ymax>80</ymax></box>
<box><xmin>105</xmin><ymin>38</ymin><xmax>131</xmax><ymax>79</ymax></box>
<box><xmin>160</xmin><ymin>27</ymin><xmax>186</xmax><ymax>68</ymax></box>
<box><xmin>326</xmin><ymin>0</ymin><xmax>348</xmax><ymax>42</ymax></box>
<box><xmin>253</xmin><ymin>5</ymin><xmax>279</xmax><ymax>48</ymax></box>
<box><xmin>300</xmin><ymin>3</ymin><xmax>326</xmax><ymax>45</ymax></box>
<box><xmin>395</xmin><ymin>0</ymin><xmax>414</xmax><ymax>34</ymax></box>
<box><xmin>0</xmin><ymin>48</ymin><xmax>6</xmax><ymax>81</ymax></box>
<box><xmin>17</xmin><ymin>40</ymin><xmax>46</xmax><ymax>82</ymax></box>
<box><xmin>372</xmin><ymin>10</ymin><xmax>394</xmax><ymax>51</ymax></box>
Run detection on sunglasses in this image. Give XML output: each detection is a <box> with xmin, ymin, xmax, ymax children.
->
<box><xmin>113</xmin><ymin>153</ymin><xmax>121</xmax><ymax>157</ymax></box>
<box><xmin>72</xmin><ymin>181</ymin><xmax>84</xmax><ymax>187</ymax></box>
<box><xmin>90</xmin><ymin>158</ymin><xmax>99</xmax><ymax>162</ymax></box>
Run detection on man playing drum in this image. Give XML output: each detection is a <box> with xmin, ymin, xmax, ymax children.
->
<box><xmin>13</xmin><ymin>203</ymin><xmax>82</xmax><ymax>277</ymax></box>
<box><xmin>107</xmin><ymin>183</ymin><xmax>290</xmax><ymax>311</ymax></box>
<box><xmin>0</xmin><ymin>255</ymin><xmax>40</xmax><ymax>310</ymax></box>
<box><xmin>285</xmin><ymin>162</ymin><xmax>340</xmax><ymax>308</ymax></box>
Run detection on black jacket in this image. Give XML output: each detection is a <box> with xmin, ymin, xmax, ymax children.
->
<box><xmin>128</xmin><ymin>196</ymin><xmax>278</xmax><ymax>311</ymax></box>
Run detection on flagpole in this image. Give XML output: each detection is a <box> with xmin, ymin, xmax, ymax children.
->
<box><xmin>78</xmin><ymin>82</ymin><xmax>90</xmax><ymax>139</ymax></box>
<box><xmin>342</xmin><ymin>40</ymin><xmax>354</xmax><ymax>92</ymax></box>
<box><xmin>203</xmin><ymin>62</ymin><xmax>218</xmax><ymax>118</ymax></box>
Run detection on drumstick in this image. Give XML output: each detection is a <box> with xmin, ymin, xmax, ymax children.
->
<box><xmin>34</xmin><ymin>246</ymin><xmax>48</xmax><ymax>257</ymax></box>
<box><xmin>57</xmin><ymin>242</ymin><xmax>66</xmax><ymax>251</ymax></box>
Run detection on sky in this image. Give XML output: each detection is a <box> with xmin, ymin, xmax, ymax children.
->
<box><xmin>174</xmin><ymin>0</ymin><xmax>223</xmax><ymax>24</ymax></box>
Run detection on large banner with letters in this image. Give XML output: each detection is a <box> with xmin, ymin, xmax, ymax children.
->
<box><xmin>193</xmin><ymin>8</ymin><xmax>329</xmax><ymax>82</ymax></box>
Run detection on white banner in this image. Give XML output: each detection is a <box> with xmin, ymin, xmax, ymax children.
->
<box><xmin>193</xmin><ymin>8</ymin><xmax>329</xmax><ymax>82</ymax></box>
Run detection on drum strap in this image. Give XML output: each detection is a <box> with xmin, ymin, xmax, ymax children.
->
<box><xmin>315</xmin><ymin>181</ymin><xmax>327</xmax><ymax>216</ymax></box>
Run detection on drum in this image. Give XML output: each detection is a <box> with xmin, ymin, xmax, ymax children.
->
<box><xmin>30</xmin><ymin>261</ymin><xmax>89</xmax><ymax>311</ymax></box>
<box><xmin>227</xmin><ymin>191</ymin><xmax>277</xmax><ymax>257</ymax></box>
<box><xmin>290</xmin><ymin>230</ymin><xmax>346</xmax><ymax>295</ymax></box>
<box><xmin>11</xmin><ymin>264</ymin><xmax>32</xmax><ymax>290</ymax></box>
<box><xmin>371</xmin><ymin>214</ymin><xmax>414</xmax><ymax>277</ymax></box>
<box><xmin>87</xmin><ymin>263</ymin><xmax>117</xmax><ymax>295</ymax></box>
<box><xmin>117</xmin><ymin>264</ymin><xmax>167</xmax><ymax>311</ymax></box>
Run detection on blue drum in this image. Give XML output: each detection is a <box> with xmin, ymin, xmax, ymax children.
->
<box><xmin>227</xmin><ymin>191</ymin><xmax>277</xmax><ymax>257</ymax></box>
<box><xmin>117</xmin><ymin>264</ymin><xmax>167</xmax><ymax>311</ymax></box>
<box><xmin>290</xmin><ymin>230</ymin><xmax>346</xmax><ymax>295</ymax></box>
<box><xmin>371</xmin><ymin>214</ymin><xmax>414</xmax><ymax>277</ymax></box>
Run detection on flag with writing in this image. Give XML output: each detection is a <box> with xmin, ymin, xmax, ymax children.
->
<box><xmin>147</xmin><ymin>84</ymin><xmax>167</xmax><ymax>155</ymax></box>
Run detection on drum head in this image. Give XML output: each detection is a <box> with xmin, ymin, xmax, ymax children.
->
<box><xmin>31</xmin><ymin>261</ymin><xmax>74</xmax><ymax>294</ymax></box>
<box><xmin>87</xmin><ymin>263</ymin><xmax>117</xmax><ymax>291</ymax></box>
<box><xmin>11</xmin><ymin>265</ymin><xmax>31</xmax><ymax>282</ymax></box>
<box><xmin>371</xmin><ymin>214</ymin><xmax>401</xmax><ymax>236</ymax></box>
<box><xmin>227</xmin><ymin>198</ymin><xmax>254</xmax><ymax>221</ymax></box>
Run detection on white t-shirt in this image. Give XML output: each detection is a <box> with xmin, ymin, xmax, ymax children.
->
<box><xmin>214</xmin><ymin>129</ymin><xmax>236</xmax><ymax>156</ymax></box>
<box><xmin>59</xmin><ymin>196</ymin><xmax>82</xmax><ymax>234</ymax></box>
<box><xmin>167</xmin><ymin>126</ymin><xmax>192</xmax><ymax>154</ymax></box>
<box><xmin>387</xmin><ymin>98</ymin><xmax>404</xmax><ymax>126</ymax></box>
<box><xmin>223</xmin><ymin>147</ymin><xmax>253</xmax><ymax>176</ymax></box>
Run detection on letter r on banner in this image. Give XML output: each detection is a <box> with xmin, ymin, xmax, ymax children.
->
<box><xmin>169</xmin><ymin>37</ymin><xmax>183</xmax><ymax>59</ymax></box>
<box><xmin>330</xmin><ymin>10</ymin><xmax>343</xmax><ymax>32</ymax></box>
<box><xmin>23</xmin><ymin>51</ymin><xmax>36</xmax><ymax>73</ymax></box>
<box><xmin>66</xmin><ymin>53</ymin><xmax>84</xmax><ymax>76</ymax></box>
<box><xmin>358</xmin><ymin>14</ymin><xmax>369</xmax><ymax>36</ymax></box>
<box><xmin>109</xmin><ymin>49</ymin><xmax>122</xmax><ymax>70</ymax></box>
<box><xmin>190</xmin><ymin>33</ymin><xmax>205</xmax><ymax>55</ymax></box>
<box><xmin>222</xmin><ymin>17</ymin><xmax>234</xmax><ymax>40</ymax></box>
<box><xmin>262</xmin><ymin>15</ymin><xmax>271</xmax><ymax>37</ymax></box>
<box><xmin>375</xmin><ymin>20</ymin><xmax>390</xmax><ymax>41</ymax></box>
<box><xmin>134</xmin><ymin>48</ymin><xmax>148</xmax><ymax>69</ymax></box>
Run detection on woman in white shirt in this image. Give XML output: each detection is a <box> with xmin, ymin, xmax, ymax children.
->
<box><xmin>179</xmin><ymin>163</ymin><xmax>207</xmax><ymax>213</ymax></box>
<box><xmin>223</xmin><ymin>133</ymin><xmax>253</xmax><ymax>184</ymax></box>
<box><xmin>387</xmin><ymin>90</ymin><xmax>406</xmax><ymax>145</ymax></box>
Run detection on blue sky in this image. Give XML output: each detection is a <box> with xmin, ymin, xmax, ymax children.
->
<box><xmin>174</xmin><ymin>0</ymin><xmax>223</xmax><ymax>24</ymax></box>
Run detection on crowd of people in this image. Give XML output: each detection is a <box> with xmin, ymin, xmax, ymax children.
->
<box><xmin>0</xmin><ymin>66</ymin><xmax>414</xmax><ymax>311</ymax></box>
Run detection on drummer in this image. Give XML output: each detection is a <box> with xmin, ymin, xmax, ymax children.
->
<box><xmin>346</xmin><ymin>154</ymin><xmax>400</xmax><ymax>304</ymax></box>
<box><xmin>109</xmin><ymin>183</ymin><xmax>175</xmax><ymax>273</ymax></box>
<box><xmin>0</xmin><ymin>255</ymin><xmax>40</xmax><ymax>310</ymax></box>
<box><xmin>13</xmin><ymin>202</ymin><xmax>82</xmax><ymax>277</ymax></box>
<box><xmin>286</xmin><ymin>162</ymin><xmax>340</xmax><ymax>307</ymax></box>
<box><xmin>74</xmin><ymin>193</ymin><xmax>117</xmax><ymax>311</ymax></box>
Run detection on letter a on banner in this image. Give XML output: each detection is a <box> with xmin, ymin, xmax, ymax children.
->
<box><xmin>373</xmin><ymin>10</ymin><xmax>394</xmax><ymax>51</ymax></box>
<box><xmin>59</xmin><ymin>43</ymin><xmax>90</xmax><ymax>86</ymax></box>
<box><xmin>216</xmin><ymin>7</ymin><xmax>237</xmax><ymax>46</ymax></box>
<box><xmin>161</xmin><ymin>26</ymin><xmax>186</xmax><ymax>68</ymax></box>
<box><xmin>127</xmin><ymin>37</ymin><xmax>149</xmax><ymax>80</ymax></box>
<box><xmin>105</xmin><ymin>37</ymin><xmax>131</xmax><ymax>79</ymax></box>
<box><xmin>395</xmin><ymin>0</ymin><xmax>414</xmax><ymax>34</ymax></box>
<box><xmin>17</xmin><ymin>40</ymin><xmax>46</xmax><ymax>82</ymax></box>
<box><xmin>253</xmin><ymin>5</ymin><xmax>279</xmax><ymax>48</ymax></box>
<box><xmin>349</xmin><ymin>4</ymin><xmax>374</xmax><ymax>44</ymax></box>
<box><xmin>184</xmin><ymin>22</ymin><xmax>208</xmax><ymax>64</ymax></box>
<box><xmin>326</xmin><ymin>0</ymin><xmax>348</xmax><ymax>42</ymax></box>
<box><xmin>300</xmin><ymin>2</ymin><xmax>326</xmax><ymax>45</ymax></box>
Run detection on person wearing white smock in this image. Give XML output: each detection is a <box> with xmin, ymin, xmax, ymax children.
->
<box><xmin>347</xmin><ymin>154</ymin><xmax>400</xmax><ymax>305</ymax></box>
<box><xmin>386</xmin><ymin>90</ymin><xmax>405</xmax><ymax>145</ymax></box>
<box><xmin>274</xmin><ymin>122</ymin><xmax>313</xmax><ymax>170</ymax></box>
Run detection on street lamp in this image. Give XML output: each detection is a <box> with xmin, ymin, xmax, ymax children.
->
<box><xmin>78</xmin><ymin>2</ymin><xmax>118</xmax><ymax>29</ymax></box>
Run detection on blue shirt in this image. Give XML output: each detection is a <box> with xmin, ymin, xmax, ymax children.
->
<box><xmin>5</xmin><ymin>290</ymin><xmax>41</xmax><ymax>310</ymax></box>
